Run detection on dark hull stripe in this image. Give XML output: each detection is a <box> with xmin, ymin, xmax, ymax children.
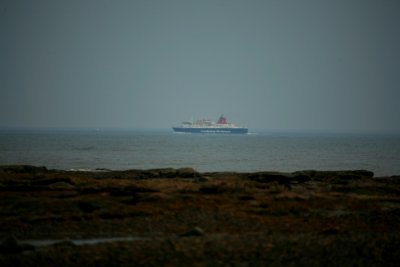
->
<box><xmin>172</xmin><ymin>127</ymin><xmax>248</xmax><ymax>134</ymax></box>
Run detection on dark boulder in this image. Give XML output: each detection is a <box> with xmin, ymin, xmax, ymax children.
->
<box><xmin>179</xmin><ymin>227</ymin><xmax>204</xmax><ymax>237</ymax></box>
<box><xmin>0</xmin><ymin>236</ymin><xmax>34</xmax><ymax>254</ymax></box>
<box><xmin>156</xmin><ymin>168</ymin><xmax>178</xmax><ymax>178</ymax></box>
<box><xmin>298</xmin><ymin>170</ymin><xmax>374</xmax><ymax>183</ymax></box>
<box><xmin>77</xmin><ymin>201</ymin><xmax>101</xmax><ymax>213</ymax></box>
<box><xmin>0</xmin><ymin>165</ymin><xmax>47</xmax><ymax>174</ymax></box>
<box><xmin>176</xmin><ymin>168</ymin><xmax>199</xmax><ymax>178</ymax></box>
<box><xmin>247</xmin><ymin>172</ymin><xmax>293</xmax><ymax>184</ymax></box>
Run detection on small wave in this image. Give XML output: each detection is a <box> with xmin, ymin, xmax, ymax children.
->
<box><xmin>78</xmin><ymin>146</ymin><xmax>96</xmax><ymax>151</ymax></box>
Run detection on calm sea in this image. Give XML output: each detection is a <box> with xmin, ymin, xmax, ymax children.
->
<box><xmin>0</xmin><ymin>129</ymin><xmax>399</xmax><ymax>177</ymax></box>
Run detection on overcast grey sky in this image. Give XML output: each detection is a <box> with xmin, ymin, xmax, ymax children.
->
<box><xmin>1</xmin><ymin>0</ymin><xmax>399</xmax><ymax>133</ymax></box>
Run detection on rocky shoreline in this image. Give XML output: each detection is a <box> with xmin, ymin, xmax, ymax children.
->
<box><xmin>1</xmin><ymin>165</ymin><xmax>400</xmax><ymax>266</ymax></box>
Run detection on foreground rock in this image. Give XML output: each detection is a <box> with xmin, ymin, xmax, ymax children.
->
<box><xmin>0</xmin><ymin>236</ymin><xmax>34</xmax><ymax>254</ymax></box>
<box><xmin>179</xmin><ymin>227</ymin><xmax>205</xmax><ymax>237</ymax></box>
<box><xmin>247</xmin><ymin>170</ymin><xmax>374</xmax><ymax>184</ymax></box>
<box><xmin>1</xmin><ymin>165</ymin><xmax>399</xmax><ymax>266</ymax></box>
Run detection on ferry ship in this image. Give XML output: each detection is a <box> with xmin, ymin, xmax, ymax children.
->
<box><xmin>172</xmin><ymin>115</ymin><xmax>248</xmax><ymax>134</ymax></box>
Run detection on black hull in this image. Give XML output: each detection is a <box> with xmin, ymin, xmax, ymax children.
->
<box><xmin>172</xmin><ymin>127</ymin><xmax>248</xmax><ymax>134</ymax></box>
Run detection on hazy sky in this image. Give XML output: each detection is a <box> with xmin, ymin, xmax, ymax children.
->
<box><xmin>1</xmin><ymin>0</ymin><xmax>399</xmax><ymax>133</ymax></box>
